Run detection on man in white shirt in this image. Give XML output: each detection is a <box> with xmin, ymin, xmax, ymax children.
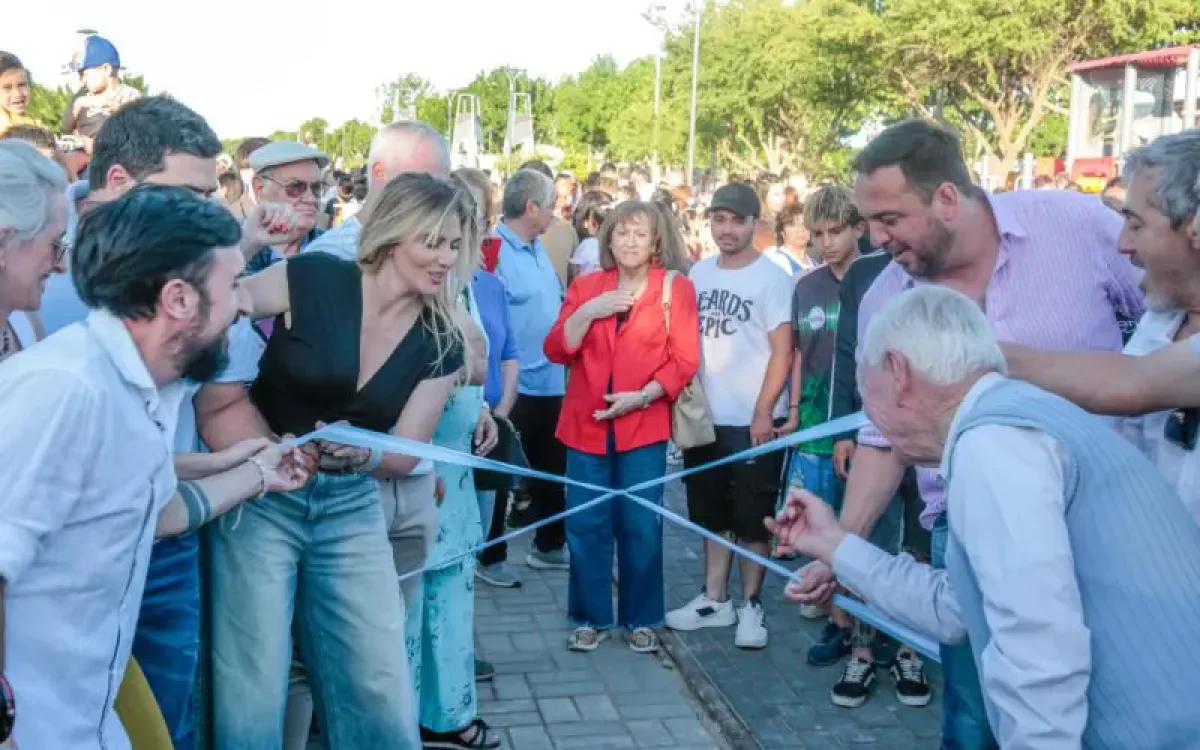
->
<box><xmin>0</xmin><ymin>185</ymin><xmax>308</xmax><ymax>750</ymax></box>
<box><xmin>1003</xmin><ymin>130</ymin><xmax>1200</xmax><ymax>523</ymax></box>
<box><xmin>772</xmin><ymin>284</ymin><xmax>1200</xmax><ymax>749</ymax></box>
<box><xmin>666</xmin><ymin>182</ymin><xmax>794</xmax><ymax>649</ymax></box>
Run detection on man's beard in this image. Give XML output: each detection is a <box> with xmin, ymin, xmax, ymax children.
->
<box><xmin>910</xmin><ymin>220</ymin><xmax>955</xmax><ymax>278</ymax></box>
<box><xmin>178</xmin><ymin>325</ymin><xmax>231</xmax><ymax>383</ymax></box>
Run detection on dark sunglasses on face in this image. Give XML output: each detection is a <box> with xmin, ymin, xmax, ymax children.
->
<box><xmin>262</xmin><ymin>174</ymin><xmax>322</xmax><ymax>200</ymax></box>
<box><xmin>1165</xmin><ymin>407</ymin><xmax>1199</xmax><ymax>451</ymax></box>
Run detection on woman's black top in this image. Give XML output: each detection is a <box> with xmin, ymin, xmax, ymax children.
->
<box><xmin>251</xmin><ymin>252</ymin><xmax>464</xmax><ymax>437</ymax></box>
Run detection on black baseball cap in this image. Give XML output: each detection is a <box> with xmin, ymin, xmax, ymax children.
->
<box><xmin>707</xmin><ymin>182</ymin><xmax>761</xmax><ymax>219</ymax></box>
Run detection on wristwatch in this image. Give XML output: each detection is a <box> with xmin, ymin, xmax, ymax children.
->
<box><xmin>0</xmin><ymin>674</ymin><xmax>15</xmax><ymax>743</ymax></box>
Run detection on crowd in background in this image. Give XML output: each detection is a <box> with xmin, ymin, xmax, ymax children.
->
<box><xmin>3</xmin><ymin>31</ymin><xmax>1200</xmax><ymax>750</ymax></box>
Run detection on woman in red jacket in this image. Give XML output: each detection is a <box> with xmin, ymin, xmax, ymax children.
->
<box><xmin>544</xmin><ymin>201</ymin><xmax>700</xmax><ymax>654</ymax></box>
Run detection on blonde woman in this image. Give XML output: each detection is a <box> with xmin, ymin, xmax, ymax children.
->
<box><xmin>208</xmin><ymin>173</ymin><xmax>477</xmax><ymax>750</ymax></box>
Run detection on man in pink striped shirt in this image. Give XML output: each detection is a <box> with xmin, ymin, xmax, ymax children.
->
<box><xmin>789</xmin><ymin>120</ymin><xmax>1143</xmax><ymax>748</ymax></box>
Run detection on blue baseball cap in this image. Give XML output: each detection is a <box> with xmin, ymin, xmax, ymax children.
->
<box><xmin>74</xmin><ymin>35</ymin><xmax>121</xmax><ymax>71</ymax></box>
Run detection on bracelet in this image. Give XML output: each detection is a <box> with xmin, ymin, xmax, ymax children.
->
<box><xmin>639</xmin><ymin>390</ymin><xmax>652</xmax><ymax>410</ymax></box>
<box><xmin>248</xmin><ymin>456</ymin><xmax>270</xmax><ymax>499</ymax></box>
<box><xmin>788</xmin><ymin>404</ymin><xmax>800</xmax><ymax>412</ymax></box>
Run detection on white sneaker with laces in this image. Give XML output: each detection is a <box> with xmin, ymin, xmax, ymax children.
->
<box><xmin>734</xmin><ymin>600</ymin><xmax>768</xmax><ymax>649</ymax></box>
<box><xmin>665</xmin><ymin>593</ymin><xmax>737</xmax><ymax>631</ymax></box>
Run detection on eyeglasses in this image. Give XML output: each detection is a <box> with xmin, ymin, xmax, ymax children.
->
<box><xmin>261</xmin><ymin>174</ymin><xmax>322</xmax><ymax>200</ymax></box>
<box><xmin>51</xmin><ymin>235</ymin><xmax>70</xmax><ymax>266</ymax></box>
<box><xmin>1165</xmin><ymin>407</ymin><xmax>1199</xmax><ymax>451</ymax></box>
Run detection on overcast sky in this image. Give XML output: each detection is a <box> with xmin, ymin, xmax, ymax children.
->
<box><xmin>4</xmin><ymin>0</ymin><xmax>686</xmax><ymax>137</ymax></box>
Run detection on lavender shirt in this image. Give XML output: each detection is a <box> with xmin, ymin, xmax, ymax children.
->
<box><xmin>857</xmin><ymin>190</ymin><xmax>1145</xmax><ymax>526</ymax></box>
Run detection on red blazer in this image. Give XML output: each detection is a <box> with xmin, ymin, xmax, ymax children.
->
<box><xmin>544</xmin><ymin>267</ymin><xmax>701</xmax><ymax>455</ymax></box>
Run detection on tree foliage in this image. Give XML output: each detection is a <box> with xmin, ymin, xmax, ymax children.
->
<box><xmin>873</xmin><ymin>0</ymin><xmax>1200</xmax><ymax>174</ymax></box>
<box><xmin>119</xmin><ymin>0</ymin><xmax>1200</xmax><ymax>181</ymax></box>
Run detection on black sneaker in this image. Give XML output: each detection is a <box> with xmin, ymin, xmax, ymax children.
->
<box><xmin>806</xmin><ymin>620</ymin><xmax>852</xmax><ymax>666</ymax></box>
<box><xmin>890</xmin><ymin>651</ymin><xmax>932</xmax><ymax>707</ymax></box>
<box><xmin>831</xmin><ymin>657</ymin><xmax>876</xmax><ymax>708</ymax></box>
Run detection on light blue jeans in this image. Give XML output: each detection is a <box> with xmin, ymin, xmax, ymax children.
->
<box><xmin>208</xmin><ymin>472</ymin><xmax>420</xmax><ymax>750</ymax></box>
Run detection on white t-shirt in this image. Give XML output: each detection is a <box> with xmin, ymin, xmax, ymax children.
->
<box><xmin>689</xmin><ymin>254</ymin><xmax>793</xmax><ymax>427</ymax></box>
<box><xmin>569</xmin><ymin>237</ymin><xmax>601</xmax><ymax>275</ymax></box>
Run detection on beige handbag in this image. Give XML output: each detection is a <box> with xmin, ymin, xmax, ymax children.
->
<box><xmin>662</xmin><ymin>271</ymin><xmax>716</xmax><ymax>449</ymax></box>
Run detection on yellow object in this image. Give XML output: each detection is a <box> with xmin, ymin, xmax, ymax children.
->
<box><xmin>115</xmin><ymin>657</ymin><xmax>175</xmax><ymax>750</ymax></box>
<box><xmin>1077</xmin><ymin>176</ymin><xmax>1107</xmax><ymax>194</ymax></box>
<box><xmin>0</xmin><ymin>107</ymin><xmax>38</xmax><ymax>137</ymax></box>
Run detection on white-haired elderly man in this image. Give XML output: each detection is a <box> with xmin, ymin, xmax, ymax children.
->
<box><xmin>769</xmin><ymin>284</ymin><xmax>1200</xmax><ymax>750</ymax></box>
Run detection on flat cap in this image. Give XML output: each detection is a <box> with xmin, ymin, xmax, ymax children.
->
<box><xmin>248</xmin><ymin>141</ymin><xmax>329</xmax><ymax>172</ymax></box>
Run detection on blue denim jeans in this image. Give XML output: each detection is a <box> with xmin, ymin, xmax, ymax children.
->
<box><xmin>931</xmin><ymin>515</ymin><xmax>998</xmax><ymax>750</ymax></box>
<box><xmin>208</xmin><ymin>472</ymin><xmax>420</xmax><ymax>750</ymax></box>
<box><xmin>565</xmin><ymin>440</ymin><xmax>668</xmax><ymax>629</ymax></box>
<box><xmin>133</xmin><ymin>532</ymin><xmax>200</xmax><ymax>750</ymax></box>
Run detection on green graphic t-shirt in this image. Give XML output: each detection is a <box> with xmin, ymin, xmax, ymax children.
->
<box><xmin>791</xmin><ymin>266</ymin><xmax>843</xmax><ymax>455</ymax></box>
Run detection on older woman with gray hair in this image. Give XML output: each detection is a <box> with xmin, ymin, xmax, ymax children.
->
<box><xmin>0</xmin><ymin>139</ymin><xmax>69</xmax><ymax>360</ymax></box>
<box><xmin>773</xmin><ymin>284</ymin><xmax>1200</xmax><ymax>749</ymax></box>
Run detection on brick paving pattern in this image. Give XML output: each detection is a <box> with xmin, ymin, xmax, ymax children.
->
<box><xmin>660</xmin><ymin>473</ymin><xmax>945</xmax><ymax>749</ymax></box>
<box><xmin>475</xmin><ymin>543</ymin><xmax>728</xmax><ymax>749</ymax></box>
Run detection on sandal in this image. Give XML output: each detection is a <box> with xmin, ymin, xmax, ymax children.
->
<box><xmin>420</xmin><ymin>718</ymin><xmax>500</xmax><ymax>749</ymax></box>
<box><xmin>567</xmin><ymin>626</ymin><xmax>608</xmax><ymax>652</ymax></box>
<box><xmin>627</xmin><ymin>627</ymin><xmax>660</xmax><ymax>653</ymax></box>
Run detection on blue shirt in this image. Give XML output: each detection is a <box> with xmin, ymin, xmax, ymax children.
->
<box><xmin>302</xmin><ymin>215</ymin><xmax>361</xmax><ymax>261</ymax></box>
<box><xmin>494</xmin><ymin>222</ymin><xmax>565</xmax><ymax>397</ymax></box>
<box><xmin>471</xmin><ymin>270</ymin><xmax>518</xmax><ymax>408</ymax></box>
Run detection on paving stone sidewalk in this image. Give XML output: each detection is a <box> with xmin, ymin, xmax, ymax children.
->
<box><xmin>659</xmin><ymin>474</ymin><xmax>944</xmax><ymax>749</ymax></box>
<box><xmin>475</xmin><ymin>547</ymin><xmax>729</xmax><ymax>749</ymax></box>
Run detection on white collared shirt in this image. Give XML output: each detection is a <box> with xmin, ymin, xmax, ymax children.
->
<box><xmin>1116</xmin><ymin>308</ymin><xmax>1200</xmax><ymax>524</ymax></box>
<box><xmin>0</xmin><ymin>309</ymin><xmax>187</xmax><ymax>750</ymax></box>
<box><xmin>834</xmin><ymin>373</ymin><xmax>1089</xmax><ymax>749</ymax></box>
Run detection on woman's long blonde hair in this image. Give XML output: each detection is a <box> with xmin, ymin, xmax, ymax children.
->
<box><xmin>357</xmin><ymin>172</ymin><xmax>480</xmax><ymax>371</ymax></box>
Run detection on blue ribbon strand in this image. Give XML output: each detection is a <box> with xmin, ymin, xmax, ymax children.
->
<box><xmin>288</xmin><ymin>415</ymin><xmax>942</xmax><ymax>662</ymax></box>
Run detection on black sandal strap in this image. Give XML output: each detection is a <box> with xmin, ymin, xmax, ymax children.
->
<box><xmin>460</xmin><ymin>718</ymin><xmax>499</xmax><ymax>749</ymax></box>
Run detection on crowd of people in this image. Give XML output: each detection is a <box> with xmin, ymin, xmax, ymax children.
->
<box><xmin>3</xmin><ymin>30</ymin><xmax>1200</xmax><ymax>750</ymax></box>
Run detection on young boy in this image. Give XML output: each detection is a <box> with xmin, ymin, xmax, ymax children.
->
<box><xmin>780</xmin><ymin>184</ymin><xmax>863</xmax><ymax>520</ymax></box>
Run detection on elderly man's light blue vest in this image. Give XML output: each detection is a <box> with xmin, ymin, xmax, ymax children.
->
<box><xmin>944</xmin><ymin>379</ymin><xmax>1200</xmax><ymax>749</ymax></box>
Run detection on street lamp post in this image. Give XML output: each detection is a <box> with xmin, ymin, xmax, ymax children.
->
<box><xmin>645</xmin><ymin>3</ymin><xmax>667</xmax><ymax>185</ymax></box>
<box><xmin>504</xmin><ymin>69</ymin><xmax>517</xmax><ymax>173</ymax></box>
<box><xmin>686</xmin><ymin>2</ymin><xmax>701</xmax><ymax>187</ymax></box>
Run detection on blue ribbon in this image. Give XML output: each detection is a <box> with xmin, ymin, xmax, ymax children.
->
<box><xmin>289</xmin><ymin>415</ymin><xmax>942</xmax><ymax>662</ymax></box>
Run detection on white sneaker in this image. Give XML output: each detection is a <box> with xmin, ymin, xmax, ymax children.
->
<box><xmin>799</xmin><ymin>603</ymin><xmax>829</xmax><ymax>620</ymax></box>
<box><xmin>734</xmin><ymin>600</ymin><xmax>768</xmax><ymax>649</ymax></box>
<box><xmin>665</xmin><ymin>592</ymin><xmax>737</xmax><ymax>631</ymax></box>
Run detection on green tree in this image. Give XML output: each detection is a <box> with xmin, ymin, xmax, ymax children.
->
<box><xmin>657</xmin><ymin>0</ymin><xmax>883</xmax><ymax>177</ymax></box>
<box><xmin>298</xmin><ymin>117</ymin><xmax>329</xmax><ymax>149</ymax></box>
<box><xmin>873</xmin><ymin>0</ymin><xmax>1200</xmax><ymax>176</ymax></box>
<box><xmin>327</xmin><ymin>119</ymin><xmax>377</xmax><ymax>167</ymax></box>
<box><xmin>456</xmin><ymin>67</ymin><xmax>557</xmax><ymax>154</ymax></box>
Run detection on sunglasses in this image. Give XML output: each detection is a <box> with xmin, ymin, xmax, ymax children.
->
<box><xmin>1165</xmin><ymin>407</ymin><xmax>1199</xmax><ymax>451</ymax></box>
<box><xmin>262</xmin><ymin>175</ymin><xmax>322</xmax><ymax>200</ymax></box>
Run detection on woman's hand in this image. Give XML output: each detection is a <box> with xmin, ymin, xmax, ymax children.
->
<box><xmin>251</xmin><ymin>442</ymin><xmax>314</xmax><ymax>493</ymax></box>
<box><xmin>312</xmin><ymin>420</ymin><xmax>372</xmax><ymax>471</ymax></box>
<box><xmin>175</xmin><ymin>437</ymin><xmax>271</xmax><ymax>479</ymax></box>
<box><xmin>594</xmin><ymin>391</ymin><xmax>646</xmax><ymax>421</ymax></box>
<box><xmin>474</xmin><ymin>407</ymin><xmax>499</xmax><ymax>456</ymax></box>
<box><xmin>582</xmin><ymin>290</ymin><xmax>635</xmax><ymax>321</ymax></box>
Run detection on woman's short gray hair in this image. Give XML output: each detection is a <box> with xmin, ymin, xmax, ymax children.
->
<box><xmin>0</xmin><ymin>140</ymin><xmax>68</xmax><ymax>243</ymax></box>
<box><xmin>860</xmin><ymin>285</ymin><xmax>1006</xmax><ymax>387</ymax></box>
<box><xmin>1123</xmin><ymin>130</ymin><xmax>1200</xmax><ymax>229</ymax></box>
